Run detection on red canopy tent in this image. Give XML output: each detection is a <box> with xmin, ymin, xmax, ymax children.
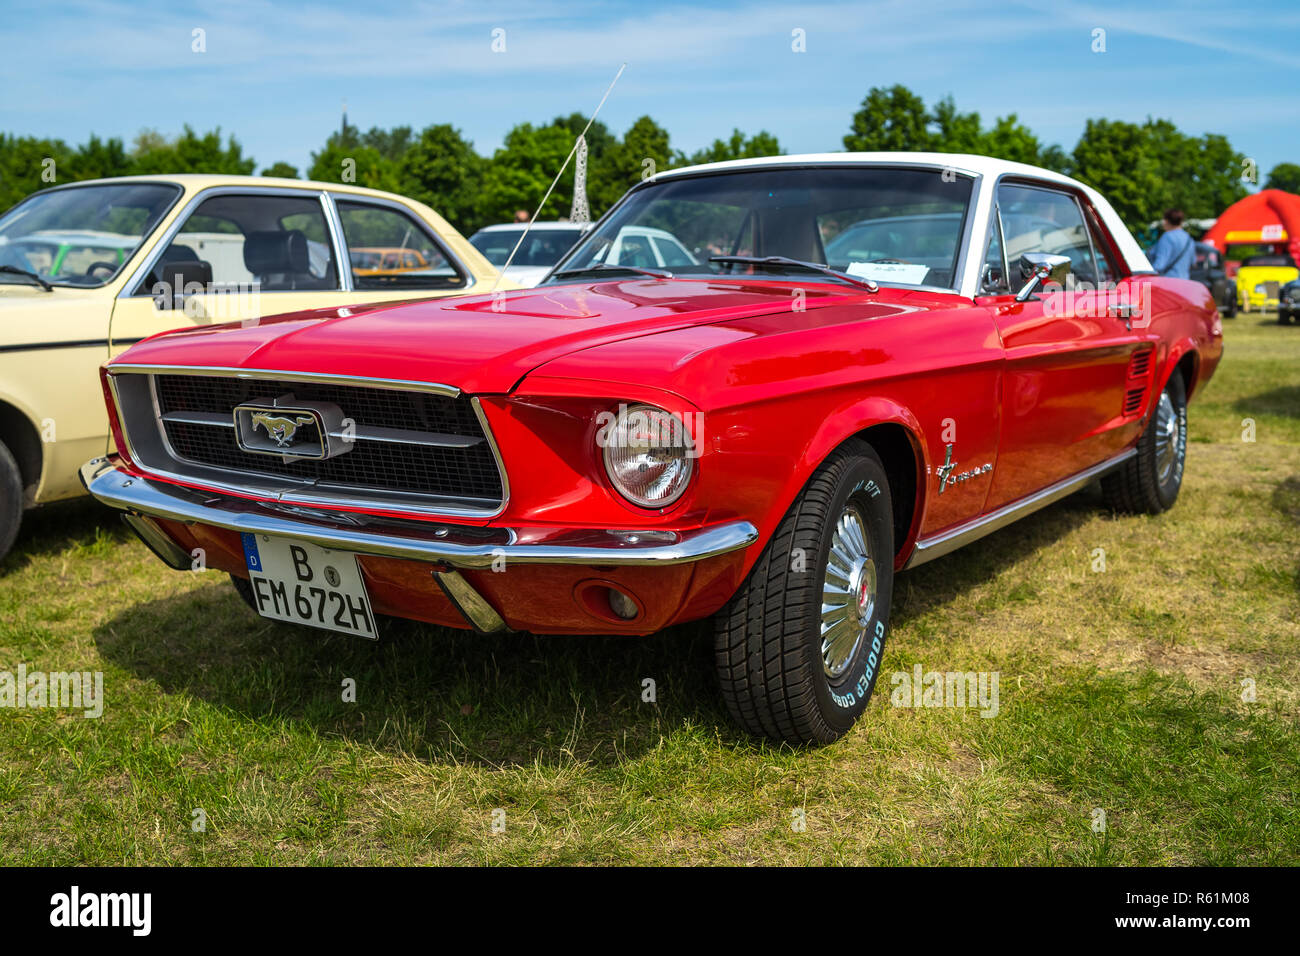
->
<box><xmin>1202</xmin><ymin>189</ymin><xmax>1300</xmax><ymax>265</ymax></box>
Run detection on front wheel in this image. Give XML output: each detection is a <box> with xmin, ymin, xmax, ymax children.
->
<box><xmin>713</xmin><ymin>440</ymin><xmax>894</xmax><ymax>745</ymax></box>
<box><xmin>0</xmin><ymin>439</ymin><xmax>24</xmax><ymax>566</ymax></box>
<box><xmin>1102</xmin><ymin>370</ymin><xmax>1188</xmax><ymax>514</ymax></box>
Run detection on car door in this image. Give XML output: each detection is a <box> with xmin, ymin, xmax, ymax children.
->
<box><xmin>108</xmin><ymin>187</ymin><xmax>346</xmax><ymax>353</ymax></box>
<box><xmin>977</xmin><ymin>181</ymin><xmax>1146</xmax><ymax>510</ymax></box>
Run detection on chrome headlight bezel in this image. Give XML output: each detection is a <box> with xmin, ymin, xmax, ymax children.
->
<box><xmin>599</xmin><ymin>403</ymin><xmax>696</xmax><ymax>510</ymax></box>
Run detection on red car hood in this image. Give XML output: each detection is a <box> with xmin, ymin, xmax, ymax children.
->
<box><xmin>114</xmin><ymin>278</ymin><xmax>935</xmax><ymax>394</ymax></box>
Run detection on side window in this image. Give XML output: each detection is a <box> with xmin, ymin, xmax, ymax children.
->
<box><xmin>981</xmin><ymin>207</ymin><xmax>1008</xmax><ymax>294</ymax></box>
<box><xmin>335</xmin><ymin>200</ymin><xmax>466</xmax><ymax>290</ymax></box>
<box><xmin>141</xmin><ymin>193</ymin><xmax>339</xmax><ymax>293</ymax></box>
<box><xmin>997</xmin><ymin>184</ymin><xmax>1095</xmax><ymax>293</ymax></box>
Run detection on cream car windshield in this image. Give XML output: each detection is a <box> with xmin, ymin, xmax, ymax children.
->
<box><xmin>546</xmin><ymin>166</ymin><xmax>973</xmax><ymax>291</ymax></box>
<box><xmin>0</xmin><ymin>182</ymin><xmax>179</xmax><ymax>287</ymax></box>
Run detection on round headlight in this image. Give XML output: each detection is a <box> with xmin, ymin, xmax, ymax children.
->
<box><xmin>600</xmin><ymin>404</ymin><xmax>695</xmax><ymax>509</ymax></box>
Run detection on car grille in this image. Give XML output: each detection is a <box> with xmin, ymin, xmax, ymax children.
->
<box><xmin>132</xmin><ymin>372</ymin><xmax>504</xmax><ymax>513</ymax></box>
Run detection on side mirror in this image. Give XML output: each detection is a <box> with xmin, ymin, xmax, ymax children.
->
<box><xmin>1014</xmin><ymin>252</ymin><xmax>1071</xmax><ymax>302</ymax></box>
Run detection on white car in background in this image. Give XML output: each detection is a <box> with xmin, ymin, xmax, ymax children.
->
<box><xmin>469</xmin><ymin>221</ymin><xmax>592</xmax><ymax>287</ymax></box>
<box><xmin>470</xmin><ymin>222</ymin><xmax>700</xmax><ymax>286</ymax></box>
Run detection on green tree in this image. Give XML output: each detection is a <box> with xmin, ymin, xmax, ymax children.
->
<box><xmin>844</xmin><ymin>85</ymin><xmax>931</xmax><ymax>151</ymax></box>
<box><xmin>68</xmin><ymin>134</ymin><xmax>133</xmax><ymax>181</ymax></box>
<box><xmin>359</xmin><ymin>125</ymin><xmax>413</xmax><ymax>162</ymax></box>
<box><xmin>478</xmin><ymin>122</ymin><xmax>576</xmax><ymax>227</ymax></box>
<box><xmin>1070</xmin><ymin>119</ymin><xmax>1166</xmax><ymax>230</ymax></box>
<box><xmin>548</xmin><ymin>113</ymin><xmax>622</xmax><ymax>215</ymax></box>
<box><xmin>979</xmin><ymin>114</ymin><xmax>1042</xmax><ymax>165</ymax></box>
<box><xmin>610</xmin><ymin>115</ymin><xmax>675</xmax><ymax>190</ymax></box>
<box><xmin>1264</xmin><ymin>162</ymin><xmax>1300</xmax><ymax>194</ymax></box>
<box><xmin>259</xmin><ymin>161</ymin><xmax>299</xmax><ymax>179</ymax></box>
<box><xmin>928</xmin><ymin>96</ymin><xmax>983</xmax><ymax>153</ymax></box>
<box><xmin>1038</xmin><ymin>143</ymin><xmax>1073</xmax><ymax>175</ymax></box>
<box><xmin>685</xmin><ymin>128</ymin><xmax>782</xmax><ymax>166</ymax></box>
<box><xmin>396</xmin><ymin>124</ymin><xmax>484</xmax><ymax>231</ymax></box>
<box><xmin>0</xmin><ymin>134</ymin><xmax>73</xmax><ymax>211</ymax></box>
<box><xmin>129</xmin><ymin>125</ymin><xmax>255</xmax><ymax>175</ymax></box>
<box><xmin>1071</xmin><ymin>118</ymin><xmax>1245</xmax><ymax>229</ymax></box>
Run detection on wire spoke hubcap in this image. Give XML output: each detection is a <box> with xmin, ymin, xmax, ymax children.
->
<box><xmin>1154</xmin><ymin>391</ymin><xmax>1181</xmax><ymax>485</ymax></box>
<box><xmin>820</xmin><ymin>503</ymin><xmax>875</xmax><ymax>679</ymax></box>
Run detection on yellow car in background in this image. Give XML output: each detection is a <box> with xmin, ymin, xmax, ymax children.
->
<box><xmin>0</xmin><ymin>174</ymin><xmax>506</xmax><ymax>562</ymax></box>
<box><xmin>350</xmin><ymin>246</ymin><xmax>432</xmax><ymax>276</ymax></box>
<box><xmin>1233</xmin><ymin>252</ymin><xmax>1298</xmax><ymax>312</ymax></box>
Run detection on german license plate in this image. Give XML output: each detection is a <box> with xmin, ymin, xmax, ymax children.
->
<box><xmin>241</xmin><ymin>533</ymin><xmax>378</xmax><ymax>638</ymax></box>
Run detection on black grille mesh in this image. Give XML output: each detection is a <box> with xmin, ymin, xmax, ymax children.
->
<box><xmin>154</xmin><ymin>374</ymin><xmax>502</xmax><ymax>504</ymax></box>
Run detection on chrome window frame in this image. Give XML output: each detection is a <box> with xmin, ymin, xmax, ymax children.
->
<box><xmin>106</xmin><ymin>364</ymin><xmax>511</xmax><ymax>520</ymax></box>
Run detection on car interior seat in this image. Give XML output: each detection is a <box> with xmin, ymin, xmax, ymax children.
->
<box><xmin>243</xmin><ymin>229</ymin><xmax>330</xmax><ymax>290</ymax></box>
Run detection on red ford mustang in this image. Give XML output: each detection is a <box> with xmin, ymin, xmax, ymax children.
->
<box><xmin>82</xmin><ymin>153</ymin><xmax>1223</xmax><ymax>744</ymax></box>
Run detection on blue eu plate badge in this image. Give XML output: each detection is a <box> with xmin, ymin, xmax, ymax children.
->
<box><xmin>242</xmin><ymin>533</ymin><xmax>262</xmax><ymax>572</ymax></box>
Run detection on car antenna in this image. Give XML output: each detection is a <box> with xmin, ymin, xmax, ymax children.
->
<box><xmin>491</xmin><ymin>62</ymin><xmax>627</xmax><ymax>293</ymax></box>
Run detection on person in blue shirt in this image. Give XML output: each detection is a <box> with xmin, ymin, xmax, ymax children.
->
<box><xmin>1149</xmin><ymin>208</ymin><xmax>1194</xmax><ymax>278</ymax></box>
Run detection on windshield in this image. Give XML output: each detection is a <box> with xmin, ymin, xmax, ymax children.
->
<box><xmin>470</xmin><ymin>227</ymin><xmax>587</xmax><ymax>268</ymax></box>
<box><xmin>0</xmin><ymin>182</ymin><xmax>179</xmax><ymax>287</ymax></box>
<box><xmin>546</xmin><ymin>166</ymin><xmax>973</xmax><ymax>290</ymax></box>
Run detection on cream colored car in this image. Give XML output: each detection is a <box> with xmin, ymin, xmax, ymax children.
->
<box><xmin>0</xmin><ymin>175</ymin><xmax>505</xmax><ymax>562</ymax></box>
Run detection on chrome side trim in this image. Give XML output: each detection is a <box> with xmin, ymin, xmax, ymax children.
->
<box><xmin>472</xmin><ymin>396</ymin><xmax>511</xmax><ymax>519</ymax></box>
<box><xmin>904</xmin><ymin>448</ymin><xmax>1137</xmax><ymax>569</ymax></box>
<box><xmin>81</xmin><ymin>458</ymin><xmax>758</xmax><ymax>569</ymax></box>
<box><xmin>434</xmin><ymin>570</ymin><xmax>508</xmax><ymax>633</ymax></box>
<box><xmin>110</xmin><ymin>364</ymin><xmax>462</xmax><ymax>398</ymax></box>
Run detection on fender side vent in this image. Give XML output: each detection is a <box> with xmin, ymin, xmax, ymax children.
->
<box><xmin>1127</xmin><ymin>348</ymin><xmax>1153</xmax><ymax>380</ymax></box>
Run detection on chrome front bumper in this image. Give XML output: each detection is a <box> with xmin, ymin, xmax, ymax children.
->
<box><xmin>80</xmin><ymin>458</ymin><xmax>758</xmax><ymax>570</ymax></box>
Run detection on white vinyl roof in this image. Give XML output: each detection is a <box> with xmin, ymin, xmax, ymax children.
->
<box><xmin>653</xmin><ymin>151</ymin><xmax>1153</xmax><ymax>282</ymax></box>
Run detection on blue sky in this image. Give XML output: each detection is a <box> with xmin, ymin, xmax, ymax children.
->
<box><xmin>3</xmin><ymin>0</ymin><xmax>1296</xmax><ymax>182</ymax></box>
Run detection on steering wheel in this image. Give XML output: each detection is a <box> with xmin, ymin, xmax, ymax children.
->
<box><xmin>86</xmin><ymin>261</ymin><xmax>118</xmax><ymax>279</ymax></box>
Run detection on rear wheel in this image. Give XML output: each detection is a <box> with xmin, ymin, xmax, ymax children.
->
<box><xmin>1102</xmin><ymin>370</ymin><xmax>1187</xmax><ymax>514</ymax></box>
<box><xmin>713</xmin><ymin>440</ymin><xmax>894</xmax><ymax>745</ymax></box>
<box><xmin>0</xmin><ymin>439</ymin><xmax>23</xmax><ymax>564</ymax></box>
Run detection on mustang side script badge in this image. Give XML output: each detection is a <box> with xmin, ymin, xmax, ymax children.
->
<box><xmin>233</xmin><ymin>396</ymin><xmax>354</xmax><ymax>461</ymax></box>
<box><xmin>935</xmin><ymin>442</ymin><xmax>992</xmax><ymax>494</ymax></box>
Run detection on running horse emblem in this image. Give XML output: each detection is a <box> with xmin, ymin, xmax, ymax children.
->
<box><xmin>251</xmin><ymin>411</ymin><xmax>317</xmax><ymax>448</ymax></box>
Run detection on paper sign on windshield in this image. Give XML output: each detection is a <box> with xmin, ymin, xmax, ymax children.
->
<box><xmin>846</xmin><ymin>261</ymin><xmax>931</xmax><ymax>285</ymax></box>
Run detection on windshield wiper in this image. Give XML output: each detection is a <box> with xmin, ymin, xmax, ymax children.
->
<box><xmin>0</xmin><ymin>265</ymin><xmax>53</xmax><ymax>291</ymax></box>
<box><xmin>552</xmin><ymin>263</ymin><xmax>673</xmax><ymax>280</ymax></box>
<box><xmin>708</xmin><ymin>255</ymin><xmax>878</xmax><ymax>292</ymax></box>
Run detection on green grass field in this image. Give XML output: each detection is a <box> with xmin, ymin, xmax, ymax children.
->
<box><xmin>1</xmin><ymin>314</ymin><xmax>1297</xmax><ymax>865</ymax></box>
